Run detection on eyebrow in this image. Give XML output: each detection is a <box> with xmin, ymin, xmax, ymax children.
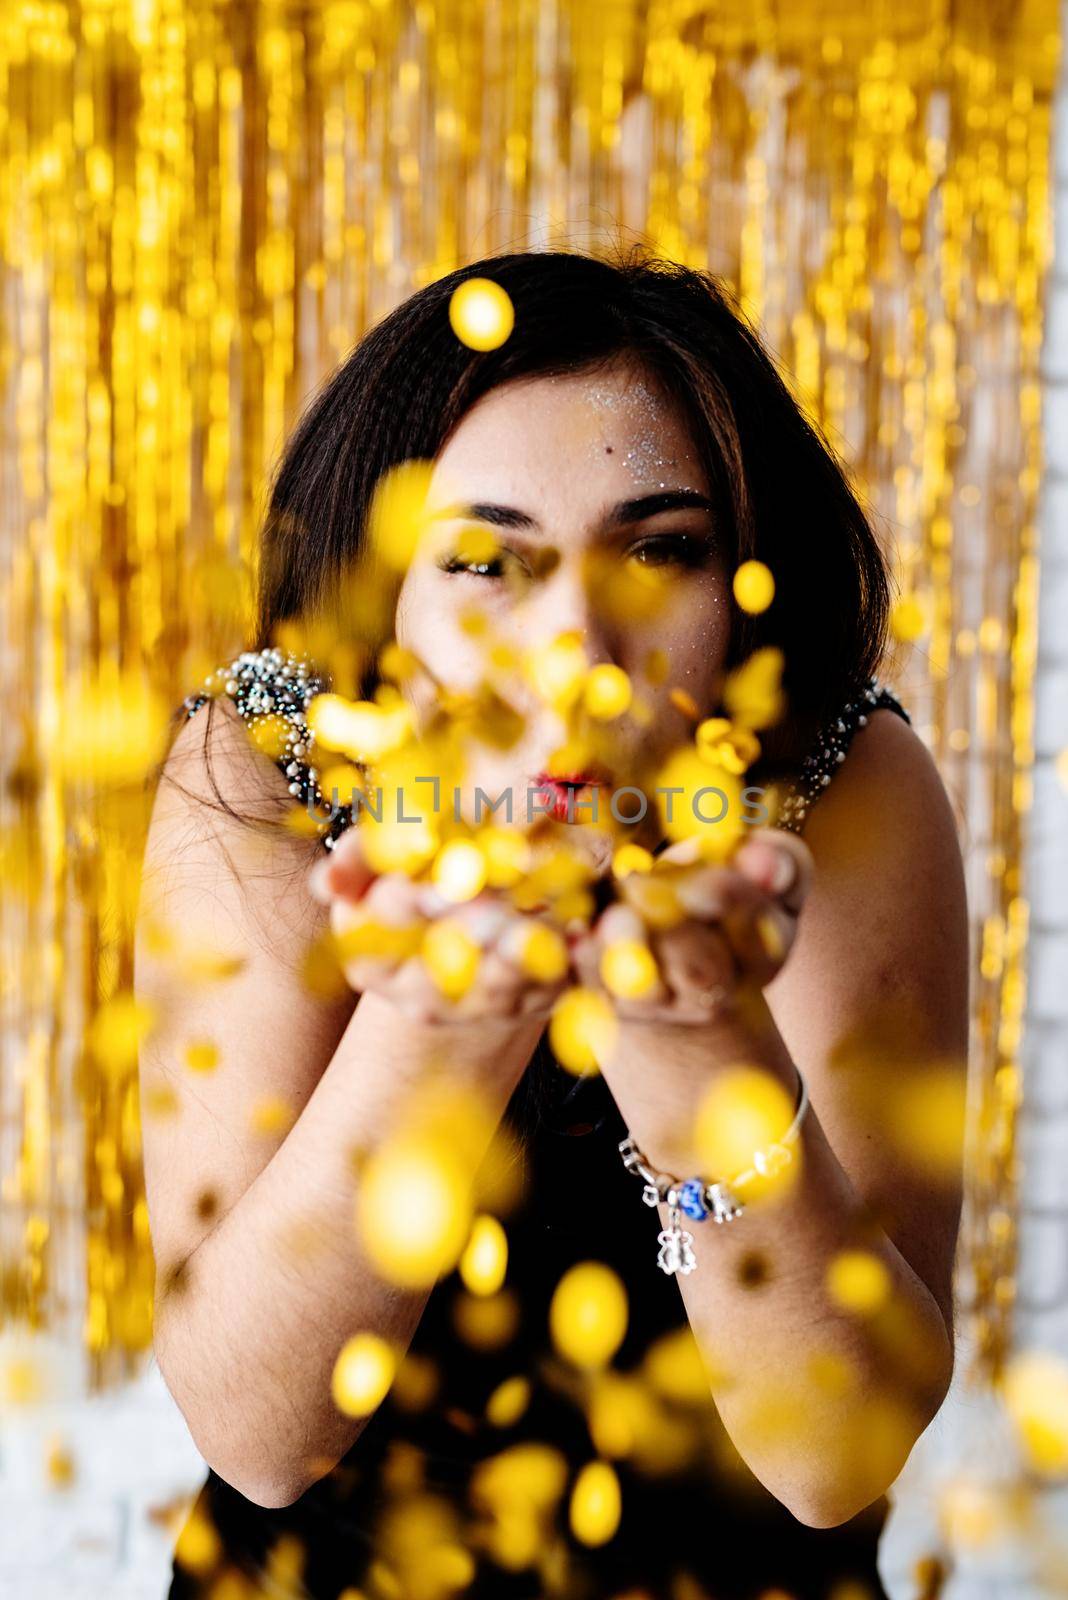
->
<box><xmin>432</xmin><ymin>488</ymin><xmax>715</xmax><ymax>532</ymax></box>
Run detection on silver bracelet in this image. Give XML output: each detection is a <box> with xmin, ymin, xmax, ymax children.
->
<box><xmin>617</xmin><ymin>1067</ymin><xmax>810</xmax><ymax>1277</ymax></box>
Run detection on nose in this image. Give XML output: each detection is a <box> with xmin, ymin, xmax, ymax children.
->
<box><xmin>523</xmin><ymin>553</ymin><xmax>617</xmax><ymax>668</ymax></box>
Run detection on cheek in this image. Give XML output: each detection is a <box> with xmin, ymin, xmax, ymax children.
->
<box><xmin>395</xmin><ymin>576</ymin><xmax>485</xmax><ymax>692</ymax></box>
<box><xmin>640</xmin><ymin>584</ymin><xmax>730</xmax><ymax>686</ymax></box>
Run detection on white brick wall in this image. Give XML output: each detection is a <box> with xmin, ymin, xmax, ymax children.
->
<box><xmin>0</xmin><ymin>1346</ymin><xmax>206</xmax><ymax>1600</ymax></box>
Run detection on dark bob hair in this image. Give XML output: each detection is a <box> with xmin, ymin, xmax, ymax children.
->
<box><xmin>252</xmin><ymin>245</ymin><xmax>892</xmax><ymax>775</ymax></box>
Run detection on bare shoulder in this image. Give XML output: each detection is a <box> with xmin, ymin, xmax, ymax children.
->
<box><xmin>809</xmin><ymin>703</ymin><xmax>965</xmax><ymax>862</ymax></box>
<box><xmin>770</xmin><ymin>703</ymin><xmax>969</xmax><ymax>1036</ymax></box>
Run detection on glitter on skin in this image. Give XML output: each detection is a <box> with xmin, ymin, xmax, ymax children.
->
<box><xmin>581</xmin><ymin>370</ymin><xmax>695</xmax><ymax>487</ymax></box>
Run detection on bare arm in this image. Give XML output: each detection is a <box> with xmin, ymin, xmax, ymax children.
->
<box><xmin>136</xmin><ymin>701</ymin><xmax>545</xmax><ymax>1508</ymax></box>
<box><xmin>578</xmin><ymin>708</ymin><xmax>966</xmax><ymax>1526</ymax></box>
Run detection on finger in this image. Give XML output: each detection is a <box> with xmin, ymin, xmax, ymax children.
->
<box><xmin>570</xmin><ymin>928</ymin><xmax>603</xmax><ymax>992</ymax></box>
<box><xmin>594</xmin><ymin>902</ymin><xmax>647</xmax><ymax>947</ymax></box>
<box><xmin>309</xmin><ymin>827</ymin><xmax>375</xmax><ymax>904</ymax></box>
<box><xmin>733</xmin><ymin>829</ymin><xmax>813</xmax><ymax>916</ymax></box>
<box><xmin>720</xmin><ymin>897</ymin><xmax>794</xmax><ymax>985</ymax></box>
<box><xmin>672</xmin><ymin>864</ymin><xmax>736</xmax><ymax>920</ymax></box>
<box><xmin>655</xmin><ymin>921</ymin><xmax>737</xmax><ymax>1013</ymax></box>
<box><xmin>362</xmin><ymin>872</ymin><xmax>425</xmax><ymax>926</ymax></box>
<box><xmin>382</xmin><ymin>955</ymin><xmax>448</xmax><ymax>1023</ymax></box>
<box><xmin>450</xmin><ymin>895</ymin><xmax>513</xmax><ymax>949</ymax></box>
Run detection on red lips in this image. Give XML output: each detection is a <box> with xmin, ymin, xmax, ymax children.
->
<box><xmin>532</xmin><ymin>770</ymin><xmax>611</xmax><ymax>823</ymax></box>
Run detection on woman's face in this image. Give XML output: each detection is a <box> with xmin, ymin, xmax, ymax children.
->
<box><xmin>394</xmin><ymin>358</ymin><xmax>732</xmax><ymax>866</ymax></box>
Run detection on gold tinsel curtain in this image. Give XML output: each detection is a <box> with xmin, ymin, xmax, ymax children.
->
<box><xmin>0</xmin><ymin>0</ymin><xmax>1059</xmax><ymax>1396</ymax></box>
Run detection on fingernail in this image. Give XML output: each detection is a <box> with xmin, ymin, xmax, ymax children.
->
<box><xmin>497</xmin><ymin>918</ymin><xmax>532</xmax><ymax>965</ymax></box>
<box><xmin>308</xmin><ymin>860</ymin><xmax>332</xmax><ymax>900</ymax></box>
<box><xmin>416</xmin><ymin>885</ymin><xmax>450</xmax><ymax>918</ymax></box>
<box><xmin>770</xmin><ymin>850</ymin><xmax>794</xmax><ymax>894</ymax></box>
<box><xmin>465</xmin><ymin>904</ymin><xmax>510</xmax><ymax>948</ymax></box>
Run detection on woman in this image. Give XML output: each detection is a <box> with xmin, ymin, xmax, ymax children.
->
<box><xmin>137</xmin><ymin>248</ymin><xmax>967</xmax><ymax>1600</ymax></box>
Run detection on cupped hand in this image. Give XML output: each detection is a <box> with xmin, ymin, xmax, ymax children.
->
<box><xmin>308</xmin><ymin>826</ymin><xmax>572</xmax><ymax>1025</ymax></box>
<box><xmin>570</xmin><ymin>827</ymin><xmax>814</xmax><ymax>1025</ymax></box>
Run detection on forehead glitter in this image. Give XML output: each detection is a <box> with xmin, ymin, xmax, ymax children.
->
<box><xmin>582</xmin><ymin>373</ymin><xmax>694</xmax><ymax>486</ymax></box>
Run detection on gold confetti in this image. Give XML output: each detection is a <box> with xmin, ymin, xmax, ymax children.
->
<box><xmin>1001</xmin><ymin>1349</ymin><xmax>1068</xmax><ymax>1475</ymax></box>
<box><xmin>459</xmin><ymin>1214</ymin><xmax>508</xmax><ymax>1296</ymax></box>
<box><xmin>357</xmin><ymin>1131</ymin><xmax>473</xmax><ymax>1287</ymax></box>
<box><xmin>432</xmin><ymin>839</ymin><xmax>487</xmax><ymax>903</ymax></box>
<box><xmin>548</xmin><ymin>987</ymin><xmax>618</xmax><ymax>1075</ymax></box>
<box><xmin>732</xmin><ymin>560</ymin><xmax>775</xmax><ymax>614</ymax></box>
<box><xmin>694</xmin><ymin>1066</ymin><xmax>799</xmax><ymax>1203</ymax></box>
<box><xmin>569</xmin><ymin>1459</ymin><xmax>622</xmax><ymax>1545</ymax></box>
<box><xmin>584</xmin><ymin>664</ymin><xmax>632</xmax><ymax>720</ymax></box>
<box><xmin>421</xmin><ymin>918</ymin><xmax>481</xmax><ymax>1000</ymax></box>
<box><xmin>549</xmin><ymin>1262</ymin><xmax>628</xmax><ymax>1369</ymax></box>
<box><xmin>513</xmin><ymin>921</ymin><xmax>569</xmax><ymax>983</ymax></box>
<box><xmin>611</xmin><ymin>844</ymin><xmax>654</xmax><ymax>879</ymax></box>
<box><xmin>826</xmin><ymin>1250</ymin><xmax>892</xmax><ymax>1315</ymax></box>
<box><xmin>173</xmin><ymin>1507</ymin><xmax>222</xmax><ymax>1575</ymax></box>
<box><xmin>600</xmin><ymin>938</ymin><xmax>660</xmax><ymax>1000</ymax></box>
<box><xmin>331</xmin><ymin>1331</ymin><xmax>397</xmax><ymax>1417</ymax></box>
<box><xmin>183</xmin><ymin>1039</ymin><xmax>219</xmax><ymax>1074</ymax></box>
<box><xmin>448</xmin><ymin>277</ymin><xmax>515</xmax><ymax>350</ymax></box>
<box><xmin>249</xmin><ymin>1095</ymin><xmax>296</xmax><ymax>1136</ymax></box>
<box><xmin>485</xmin><ymin>1375</ymin><xmax>531</xmax><ymax>1428</ymax></box>
<box><xmin>367</xmin><ymin>459</ymin><xmax>437</xmax><ymax>571</ymax></box>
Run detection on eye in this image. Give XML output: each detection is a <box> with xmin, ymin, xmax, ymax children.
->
<box><xmin>437</xmin><ymin>552</ymin><xmax>508</xmax><ymax>579</ymax></box>
<box><xmin>626</xmin><ymin>533</ymin><xmax>716</xmax><ymax>569</ymax></box>
<box><xmin>435</xmin><ymin>529</ymin><xmax>534</xmax><ymax>583</ymax></box>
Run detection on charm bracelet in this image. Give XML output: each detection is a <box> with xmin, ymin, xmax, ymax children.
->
<box><xmin>617</xmin><ymin>1067</ymin><xmax>810</xmax><ymax>1277</ymax></box>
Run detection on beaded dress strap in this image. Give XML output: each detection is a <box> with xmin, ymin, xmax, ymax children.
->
<box><xmin>181</xmin><ymin>646</ymin><xmax>357</xmax><ymax>850</ymax></box>
<box><xmin>774</xmin><ymin>675</ymin><xmax>911</xmax><ymax>836</ymax></box>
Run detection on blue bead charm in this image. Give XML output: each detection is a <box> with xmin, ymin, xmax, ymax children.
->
<box><xmin>677</xmin><ymin>1179</ymin><xmax>709</xmax><ymax>1220</ymax></box>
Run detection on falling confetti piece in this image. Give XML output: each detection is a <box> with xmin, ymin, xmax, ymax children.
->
<box><xmin>694</xmin><ymin>1066</ymin><xmax>799</xmax><ymax>1201</ymax></box>
<box><xmin>722</xmin><ymin>647</ymin><xmax>786</xmax><ymax>730</ymax></box>
<box><xmin>611</xmin><ymin>844</ymin><xmax>654</xmax><ymax>879</ymax></box>
<box><xmin>1001</xmin><ymin>1349</ymin><xmax>1068</xmax><ymax>1475</ymax></box>
<box><xmin>584</xmin><ymin>664</ymin><xmax>633</xmax><ymax>720</ymax></box>
<box><xmin>732</xmin><ymin>560</ymin><xmax>775</xmax><ymax>614</ymax></box>
<box><xmin>249</xmin><ymin>1095</ymin><xmax>296</xmax><ymax>1136</ymax></box>
<box><xmin>826</xmin><ymin>1250</ymin><xmax>892</xmax><ymax>1315</ymax></box>
<box><xmin>549</xmin><ymin>1261</ymin><xmax>628</xmax><ymax>1369</ymax></box>
<box><xmin>524</xmin><ymin>632</ymin><xmax>589</xmax><ymax>711</ymax></box>
<box><xmin>485</xmin><ymin>1375</ymin><xmax>532</xmax><ymax>1428</ymax></box>
<box><xmin>448</xmin><ymin>277</ymin><xmax>515</xmax><ymax>350</ymax></box>
<box><xmin>331</xmin><ymin>1331</ymin><xmax>397</xmax><ymax>1417</ymax></box>
<box><xmin>548</xmin><ymin>988</ymin><xmax>618</xmax><ymax>1075</ymax></box>
<box><xmin>183</xmin><ymin>1039</ymin><xmax>219</xmax><ymax>1074</ymax></box>
<box><xmin>357</xmin><ymin>1132</ymin><xmax>473</xmax><ymax>1287</ymax></box>
<box><xmin>569</xmin><ymin>1459</ymin><xmax>622</xmax><ymax>1545</ymax></box>
<box><xmin>891</xmin><ymin>594</ymin><xmax>928</xmax><ymax>642</ymax></box>
<box><xmin>600</xmin><ymin>938</ymin><xmax>660</xmax><ymax>1000</ymax></box>
<box><xmin>421</xmin><ymin>918</ymin><xmax>481</xmax><ymax>1000</ymax></box>
<box><xmin>432</xmin><ymin>839</ymin><xmax>487</xmax><ymax>903</ymax></box>
<box><xmin>459</xmin><ymin>1214</ymin><xmax>509</xmax><ymax>1296</ymax></box>
<box><xmin>654</xmin><ymin>747</ymin><xmax>745</xmax><ymax>856</ymax></box>
<box><xmin>367</xmin><ymin>459</ymin><xmax>437</xmax><ymax>571</ymax></box>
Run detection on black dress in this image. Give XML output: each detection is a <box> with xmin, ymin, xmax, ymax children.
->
<box><xmin>167</xmin><ymin>655</ymin><xmax>912</xmax><ymax>1600</ymax></box>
